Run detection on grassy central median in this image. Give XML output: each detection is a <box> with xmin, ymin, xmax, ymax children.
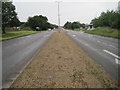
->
<box><xmin>1</xmin><ymin>30</ymin><xmax>42</xmax><ymax>41</ymax></box>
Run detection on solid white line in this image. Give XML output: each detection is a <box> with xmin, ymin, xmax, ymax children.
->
<box><xmin>103</xmin><ymin>49</ymin><xmax>120</xmax><ymax>59</ymax></box>
<box><xmin>115</xmin><ymin>58</ymin><xmax>120</xmax><ymax>64</ymax></box>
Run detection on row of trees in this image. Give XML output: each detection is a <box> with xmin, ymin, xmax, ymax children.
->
<box><xmin>91</xmin><ymin>10</ymin><xmax>120</xmax><ymax>29</ymax></box>
<box><xmin>2</xmin><ymin>2</ymin><xmax>57</xmax><ymax>33</ymax></box>
<box><xmin>63</xmin><ymin>21</ymin><xmax>85</xmax><ymax>30</ymax></box>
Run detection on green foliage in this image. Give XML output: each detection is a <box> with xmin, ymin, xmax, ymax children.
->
<box><xmin>81</xmin><ymin>23</ymin><xmax>86</xmax><ymax>28</ymax></box>
<box><xmin>63</xmin><ymin>21</ymin><xmax>72</xmax><ymax>29</ymax></box>
<box><xmin>91</xmin><ymin>10</ymin><xmax>120</xmax><ymax>29</ymax></box>
<box><xmin>49</xmin><ymin>24</ymin><xmax>58</xmax><ymax>29</ymax></box>
<box><xmin>71</xmin><ymin>22</ymin><xmax>81</xmax><ymax>30</ymax></box>
<box><xmin>27</xmin><ymin>15</ymin><xmax>47</xmax><ymax>30</ymax></box>
<box><xmin>64</xmin><ymin>21</ymin><xmax>84</xmax><ymax>30</ymax></box>
<box><xmin>84</xmin><ymin>27</ymin><xmax>120</xmax><ymax>39</ymax></box>
<box><xmin>2</xmin><ymin>2</ymin><xmax>20</xmax><ymax>33</ymax></box>
<box><xmin>26</xmin><ymin>15</ymin><xmax>57</xmax><ymax>30</ymax></box>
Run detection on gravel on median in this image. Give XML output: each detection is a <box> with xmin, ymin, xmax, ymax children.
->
<box><xmin>11</xmin><ymin>30</ymin><xmax>118</xmax><ymax>88</ymax></box>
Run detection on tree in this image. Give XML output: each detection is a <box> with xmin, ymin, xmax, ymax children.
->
<box><xmin>27</xmin><ymin>15</ymin><xmax>50</xmax><ymax>30</ymax></box>
<box><xmin>91</xmin><ymin>10</ymin><xmax>120</xmax><ymax>29</ymax></box>
<box><xmin>49</xmin><ymin>23</ymin><xmax>58</xmax><ymax>29</ymax></box>
<box><xmin>80</xmin><ymin>23</ymin><xmax>85</xmax><ymax>28</ymax></box>
<box><xmin>63</xmin><ymin>21</ymin><xmax>72</xmax><ymax>29</ymax></box>
<box><xmin>2</xmin><ymin>2</ymin><xmax>20</xmax><ymax>33</ymax></box>
<box><xmin>71</xmin><ymin>21</ymin><xmax>81</xmax><ymax>30</ymax></box>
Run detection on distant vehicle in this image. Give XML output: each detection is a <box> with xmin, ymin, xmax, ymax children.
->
<box><xmin>17</xmin><ymin>27</ymin><xmax>20</xmax><ymax>30</ymax></box>
<box><xmin>36</xmin><ymin>27</ymin><xmax>40</xmax><ymax>31</ymax></box>
<box><xmin>48</xmin><ymin>28</ymin><xmax>51</xmax><ymax>31</ymax></box>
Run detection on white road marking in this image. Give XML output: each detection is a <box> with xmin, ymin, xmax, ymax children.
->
<box><xmin>102</xmin><ymin>42</ymin><xmax>107</xmax><ymax>45</ymax></box>
<box><xmin>72</xmin><ymin>35</ymin><xmax>76</xmax><ymax>37</ymax></box>
<box><xmin>97</xmin><ymin>40</ymin><xmax>101</xmax><ymax>43</ymax></box>
<box><xmin>97</xmin><ymin>40</ymin><xmax>107</xmax><ymax>45</ymax></box>
<box><xmin>115</xmin><ymin>58</ymin><xmax>120</xmax><ymax>64</ymax></box>
<box><xmin>44</xmin><ymin>35</ymin><xmax>49</xmax><ymax>37</ymax></box>
<box><xmin>109</xmin><ymin>45</ymin><xmax>115</xmax><ymax>47</ymax></box>
<box><xmin>97</xmin><ymin>41</ymin><xmax>115</xmax><ymax>48</ymax></box>
<box><xmin>103</xmin><ymin>49</ymin><xmax>120</xmax><ymax>59</ymax></box>
<box><xmin>84</xmin><ymin>43</ymin><xmax>89</xmax><ymax>46</ymax></box>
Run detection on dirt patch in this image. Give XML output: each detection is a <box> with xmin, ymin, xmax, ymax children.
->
<box><xmin>11</xmin><ymin>30</ymin><xmax>117</xmax><ymax>88</ymax></box>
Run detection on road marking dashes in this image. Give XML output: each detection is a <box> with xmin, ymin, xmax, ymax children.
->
<box><xmin>102</xmin><ymin>42</ymin><xmax>107</xmax><ymax>45</ymax></box>
<box><xmin>109</xmin><ymin>45</ymin><xmax>115</xmax><ymax>47</ymax></box>
<box><xmin>72</xmin><ymin>35</ymin><xmax>76</xmax><ymax>37</ymax></box>
<box><xmin>103</xmin><ymin>49</ymin><xmax>120</xmax><ymax>59</ymax></box>
<box><xmin>97</xmin><ymin>40</ymin><xmax>115</xmax><ymax>48</ymax></box>
<box><xmin>97</xmin><ymin>40</ymin><xmax>100</xmax><ymax>43</ymax></box>
<box><xmin>115</xmin><ymin>58</ymin><xmax>120</xmax><ymax>64</ymax></box>
<box><xmin>44</xmin><ymin>35</ymin><xmax>49</xmax><ymax>37</ymax></box>
<box><xmin>103</xmin><ymin>50</ymin><xmax>120</xmax><ymax>64</ymax></box>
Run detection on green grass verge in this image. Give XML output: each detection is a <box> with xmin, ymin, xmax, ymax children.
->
<box><xmin>0</xmin><ymin>30</ymin><xmax>42</xmax><ymax>41</ymax></box>
<box><xmin>84</xmin><ymin>27</ymin><xmax>120</xmax><ymax>39</ymax></box>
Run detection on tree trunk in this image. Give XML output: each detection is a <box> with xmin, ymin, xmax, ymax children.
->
<box><xmin>2</xmin><ymin>26</ymin><xmax>6</xmax><ymax>34</ymax></box>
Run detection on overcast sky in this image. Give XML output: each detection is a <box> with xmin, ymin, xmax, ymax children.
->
<box><xmin>13</xmin><ymin>0</ymin><xmax>119</xmax><ymax>26</ymax></box>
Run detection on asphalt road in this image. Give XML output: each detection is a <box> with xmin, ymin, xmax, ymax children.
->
<box><xmin>2</xmin><ymin>29</ymin><xmax>120</xmax><ymax>87</ymax></box>
<box><xmin>2</xmin><ymin>30</ymin><xmax>55</xmax><ymax>88</ymax></box>
<box><xmin>65</xmin><ymin>30</ymin><xmax>120</xmax><ymax>83</ymax></box>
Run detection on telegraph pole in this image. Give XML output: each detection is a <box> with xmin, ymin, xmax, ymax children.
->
<box><xmin>56</xmin><ymin>1</ymin><xmax>61</xmax><ymax>29</ymax></box>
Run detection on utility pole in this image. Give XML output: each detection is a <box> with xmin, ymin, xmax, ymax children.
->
<box><xmin>118</xmin><ymin>1</ymin><xmax>120</xmax><ymax>13</ymax></box>
<box><xmin>56</xmin><ymin>1</ymin><xmax>61</xmax><ymax>29</ymax></box>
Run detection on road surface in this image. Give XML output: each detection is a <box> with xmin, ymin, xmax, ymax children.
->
<box><xmin>2</xmin><ymin>30</ymin><xmax>54</xmax><ymax>88</ymax></box>
<box><xmin>65</xmin><ymin>30</ymin><xmax>119</xmax><ymax>83</ymax></box>
<box><xmin>2</xmin><ymin>29</ymin><xmax>120</xmax><ymax>87</ymax></box>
